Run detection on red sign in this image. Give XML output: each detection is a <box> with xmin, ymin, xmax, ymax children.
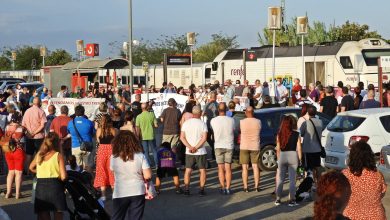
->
<box><xmin>85</xmin><ymin>43</ymin><xmax>99</xmax><ymax>57</ymax></box>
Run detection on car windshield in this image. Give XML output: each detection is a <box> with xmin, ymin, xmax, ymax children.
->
<box><xmin>327</xmin><ymin>115</ymin><xmax>366</xmax><ymax>132</ymax></box>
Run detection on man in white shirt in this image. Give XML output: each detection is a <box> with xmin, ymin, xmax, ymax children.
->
<box><xmin>211</xmin><ymin>103</ymin><xmax>235</xmax><ymax>195</ymax></box>
<box><xmin>276</xmin><ymin>79</ymin><xmax>288</xmax><ymax>107</ymax></box>
<box><xmin>180</xmin><ymin>106</ymin><xmax>208</xmax><ymax>196</ymax></box>
<box><xmin>253</xmin><ymin>79</ymin><xmax>263</xmax><ymax>108</ymax></box>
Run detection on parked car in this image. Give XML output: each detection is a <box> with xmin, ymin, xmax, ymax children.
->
<box><xmin>378</xmin><ymin>145</ymin><xmax>390</xmax><ymax>184</ymax></box>
<box><xmin>232</xmin><ymin>107</ymin><xmax>332</xmax><ymax>171</ymax></box>
<box><xmin>11</xmin><ymin>82</ymin><xmax>44</xmax><ymax>94</ymax></box>
<box><xmin>0</xmin><ymin>78</ymin><xmax>26</xmax><ymax>93</ymax></box>
<box><xmin>323</xmin><ymin>108</ymin><xmax>390</xmax><ymax>170</ymax></box>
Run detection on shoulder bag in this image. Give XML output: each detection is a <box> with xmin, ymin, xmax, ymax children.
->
<box><xmin>72</xmin><ymin>119</ymin><xmax>93</xmax><ymax>152</ymax></box>
<box><xmin>308</xmin><ymin>119</ymin><xmax>326</xmax><ymax>158</ymax></box>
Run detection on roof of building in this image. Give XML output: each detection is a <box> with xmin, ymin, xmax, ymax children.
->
<box><xmin>62</xmin><ymin>58</ymin><xmax>129</xmax><ymax>71</ymax></box>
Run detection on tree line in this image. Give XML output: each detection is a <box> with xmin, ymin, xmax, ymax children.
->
<box><xmin>0</xmin><ymin>20</ymin><xmax>387</xmax><ymax>71</ymax></box>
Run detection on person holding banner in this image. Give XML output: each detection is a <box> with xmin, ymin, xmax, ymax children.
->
<box><xmin>160</xmin><ymin>98</ymin><xmax>181</xmax><ymax>150</ymax></box>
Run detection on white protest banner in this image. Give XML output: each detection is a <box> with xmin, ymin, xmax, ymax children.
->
<box><xmin>45</xmin><ymin>98</ymin><xmax>105</xmax><ymax>119</ymax></box>
<box><xmin>132</xmin><ymin>93</ymin><xmax>188</xmax><ymax>118</ymax></box>
<box><xmin>215</xmin><ymin>95</ymin><xmax>249</xmax><ymax>109</ymax></box>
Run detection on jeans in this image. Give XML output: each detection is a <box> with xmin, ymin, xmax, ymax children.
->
<box><xmin>112</xmin><ymin>195</ymin><xmax>145</xmax><ymax>220</ymax></box>
<box><xmin>142</xmin><ymin>140</ymin><xmax>158</xmax><ymax>167</ymax></box>
<box><xmin>276</xmin><ymin>151</ymin><xmax>298</xmax><ymax>200</ymax></box>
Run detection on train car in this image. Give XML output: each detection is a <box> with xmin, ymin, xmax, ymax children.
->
<box><xmin>98</xmin><ymin>63</ymin><xmax>212</xmax><ymax>89</ymax></box>
<box><xmin>210</xmin><ymin>38</ymin><xmax>390</xmax><ymax>88</ymax></box>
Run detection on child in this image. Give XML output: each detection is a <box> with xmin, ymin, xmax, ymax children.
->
<box><xmin>155</xmin><ymin>142</ymin><xmax>183</xmax><ymax>194</ymax></box>
<box><xmin>66</xmin><ymin>155</ymin><xmax>82</xmax><ymax>172</ymax></box>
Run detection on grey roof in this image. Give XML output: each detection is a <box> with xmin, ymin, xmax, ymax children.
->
<box><xmin>62</xmin><ymin>58</ymin><xmax>129</xmax><ymax>70</ymax></box>
<box><xmin>222</xmin><ymin>42</ymin><xmax>344</xmax><ymax>60</ymax></box>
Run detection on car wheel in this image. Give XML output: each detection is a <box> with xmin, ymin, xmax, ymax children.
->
<box><xmin>259</xmin><ymin>145</ymin><xmax>277</xmax><ymax>171</ymax></box>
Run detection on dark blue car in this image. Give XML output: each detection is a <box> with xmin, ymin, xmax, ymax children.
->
<box><xmin>232</xmin><ymin>107</ymin><xmax>332</xmax><ymax>171</ymax></box>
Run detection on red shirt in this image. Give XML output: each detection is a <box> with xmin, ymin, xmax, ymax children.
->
<box><xmin>50</xmin><ymin>115</ymin><xmax>72</xmax><ymax>138</ymax></box>
<box><xmin>292</xmin><ymin>84</ymin><xmax>302</xmax><ymax>104</ymax></box>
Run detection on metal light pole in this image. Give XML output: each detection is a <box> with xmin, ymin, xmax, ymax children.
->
<box><xmin>297</xmin><ymin>16</ymin><xmax>308</xmax><ymax>87</ymax></box>
<box><xmin>128</xmin><ymin>0</ymin><xmax>133</xmax><ymax>92</ymax></box>
<box><xmin>187</xmin><ymin>32</ymin><xmax>195</xmax><ymax>85</ymax></box>
<box><xmin>268</xmin><ymin>6</ymin><xmax>282</xmax><ymax>98</ymax></box>
<box><xmin>11</xmin><ymin>51</ymin><xmax>16</xmax><ymax>71</ymax></box>
<box><xmin>40</xmin><ymin>46</ymin><xmax>47</xmax><ymax>67</ymax></box>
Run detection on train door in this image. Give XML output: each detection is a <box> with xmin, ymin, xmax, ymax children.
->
<box><xmin>305</xmin><ymin>62</ymin><xmax>325</xmax><ymax>86</ymax></box>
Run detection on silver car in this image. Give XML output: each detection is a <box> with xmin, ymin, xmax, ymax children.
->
<box><xmin>378</xmin><ymin>145</ymin><xmax>390</xmax><ymax>184</ymax></box>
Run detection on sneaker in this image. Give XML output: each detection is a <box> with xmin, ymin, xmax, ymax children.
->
<box><xmin>274</xmin><ymin>199</ymin><xmax>281</xmax><ymax>206</ymax></box>
<box><xmin>255</xmin><ymin>187</ymin><xmax>263</xmax><ymax>192</ymax></box>
<box><xmin>175</xmin><ymin>188</ymin><xmax>183</xmax><ymax>194</ymax></box>
<box><xmin>219</xmin><ymin>188</ymin><xmax>225</xmax><ymax>194</ymax></box>
<box><xmin>156</xmin><ymin>189</ymin><xmax>161</xmax><ymax>195</ymax></box>
<box><xmin>288</xmin><ymin>200</ymin><xmax>298</xmax><ymax>207</ymax></box>
<box><xmin>243</xmin><ymin>188</ymin><xmax>249</xmax><ymax>193</ymax></box>
<box><xmin>224</xmin><ymin>189</ymin><xmax>232</xmax><ymax>195</ymax></box>
<box><xmin>184</xmin><ymin>189</ymin><xmax>190</xmax><ymax>196</ymax></box>
<box><xmin>198</xmin><ymin>189</ymin><xmax>206</xmax><ymax>197</ymax></box>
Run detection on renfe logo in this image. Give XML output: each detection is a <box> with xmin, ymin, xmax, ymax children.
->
<box><xmin>231</xmin><ymin>66</ymin><xmax>245</xmax><ymax>79</ymax></box>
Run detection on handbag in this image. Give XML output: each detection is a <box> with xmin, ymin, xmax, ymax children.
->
<box><xmin>72</xmin><ymin>119</ymin><xmax>93</xmax><ymax>152</ymax></box>
<box><xmin>144</xmin><ymin>180</ymin><xmax>157</xmax><ymax>200</ymax></box>
<box><xmin>308</xmin><ymin>119</ymin><xmax>326</xmax><ymax>158</ymax></box>
<box><xmin>0</xmin><ymin>127</ymin><xmax>16</xmax><ymax>153</ymax></box>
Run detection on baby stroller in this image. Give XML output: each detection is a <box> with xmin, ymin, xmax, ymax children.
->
<box><xmin>64</xmin><ymin>171</ymin><xmax>110</xmax><ymax>220</ymax></box>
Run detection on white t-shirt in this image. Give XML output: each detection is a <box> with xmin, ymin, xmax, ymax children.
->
<box><xmin>255</xmin><ymin>86</ymin><xmax>263</xmax><ymax>101</ymax></box>
<box><xmin>110</xmin><ymin>153</ymin><xmax>150</xmax><ymax>199</ymax></box>
<box><xmin>210</xmin><ymin>116</ymin><xmax>235</xmax><ymax>150</ymax></box>
<box><xmin>181</xmin><ymin>118</ymin><xmax>208</xmax><ymax>155</ymax></box>
<box><xmin>276</xmin><ymin>85</ymin><xmax>288</xmax><ymax>103</ymax></box>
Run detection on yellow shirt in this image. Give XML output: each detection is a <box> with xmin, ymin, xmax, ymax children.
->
<box><xmin>37</xmin><ymin>152</ymin><xmax>60</xmax><ymax>178</ymax></box>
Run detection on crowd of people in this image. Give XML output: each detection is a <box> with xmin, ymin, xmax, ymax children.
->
<box><xmin>0</xmin><ymin>77</ymin><xmax>388</xmax><ymax>220</ymax></box>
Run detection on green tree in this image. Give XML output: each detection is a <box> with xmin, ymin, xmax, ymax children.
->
<box><xmin>258</xmin><ymin>19</ymin><xmax>383</xmax><ymax>46</ymax></box>
<box><xmin>9</xmin><ymin>46</ymin><xmax>42</xmax><ymax>70</ymax></box>
<box><xmin>193</xmin><ymin>33</ymin><xmax>239</xmax><ymax>62</ymax></box>
<box><xmin>46</xmin><ymin>49</ymin><xmax>72</xmax><ymax>66</ymax></box>
<box><xmin>329</xmin><ymin>20</ymin><xmax>381</xmax><ymax>41</ymax></box>
<box><xmin>0</xmin><ymin>56</ymin><xmax>12</xmax><ymax>71</ymax></box>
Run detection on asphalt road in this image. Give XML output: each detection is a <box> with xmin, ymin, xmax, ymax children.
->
<box><xmin>1</xmin><ymin>162</ymin><xmax>390</xmax><ymax>220</ymax></box>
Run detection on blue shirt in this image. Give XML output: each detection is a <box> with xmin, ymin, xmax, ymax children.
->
<box><xmin>67</xmin><ymin>116</ymin><xmax>95</xmax><ymax>148</ymax></box>
<box><xmin>40</xmin><ymin>93</ymin><xmax>47</xmax><ymax>100</ymax></box>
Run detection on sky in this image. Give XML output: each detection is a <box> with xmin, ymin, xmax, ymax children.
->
<box><xmin>1</xmin><ymin>0</ymin><xmax>390</xmax><ymax>58</ymax></box>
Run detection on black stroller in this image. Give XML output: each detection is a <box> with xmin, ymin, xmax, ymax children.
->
<box><xmin>64</xmin><ymin>171</ymin><xmax>110</xmax><ymax>220</ymax></box>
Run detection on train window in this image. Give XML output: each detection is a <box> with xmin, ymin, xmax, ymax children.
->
<box><xmin>340</xmin><ymin>56</ymin><xmax>353</xmax><ymax>69</ymax></box>
<box><xmin>362</xmin><ymin>49</ymin><xmax>390</xmax><ymax>66</ymax></box>
<box><xmin>121</xmin><ymin>76</ymin><xmax>127</xmax><ymax>85</ymax></box>
<box><xmin>99</xmin><ymin>76</ymin><xmax>105</xmax><ymax>83</ymax></box>
<box><xmin>205</xmin><ymin>68</ymin><xmax>211</xmax><ymax>79</ymax></box>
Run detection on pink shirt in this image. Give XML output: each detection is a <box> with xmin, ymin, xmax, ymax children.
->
<box><xmin>22</xmin><ymin>105</ymin><xmax>47</xmax><ymax>139</ymax></box>
<box><xmin>240</xmin><ymin>117</ymin><xmax>261</xmax><ymax>151</ymax></box>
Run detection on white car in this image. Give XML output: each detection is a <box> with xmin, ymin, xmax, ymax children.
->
<box><xmin>322</xmin><ymin>108</ymin><xmax>390</xmax><ymax>170</ymax></box>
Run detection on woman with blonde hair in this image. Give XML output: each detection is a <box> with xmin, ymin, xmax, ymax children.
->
<box><xmin>29</xmin><ymin>132</ymin><xmax>67</xmax><ymax>220</ymax></box>
<box><xmin>110</xmin><ymin>130</ymin><xmax>152</xmax><ymax>220</ymax></box>
<box><xmin>94</xmin><ymin>114</ymin><xmax>117</xmax><ymax>201</ymax></box>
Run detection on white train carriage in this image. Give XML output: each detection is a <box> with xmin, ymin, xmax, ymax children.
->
<box><xmin>99</xmin><ymin>63</ymin><xmax>212</xmax><ymax>89</ymax></box>
<box><xmin>211</xmin><ymin>38</ymin><xmax>390</xmax><ymax>88</ymax></box>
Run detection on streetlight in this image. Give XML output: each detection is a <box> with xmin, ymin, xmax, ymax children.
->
<box><xmin>76</xmin><ymin>40</ymin><xmax>84</xmax><ymax>61</ymax></box>
<box><xmin>187</xmin><ymin>32</ymin><xmax>195</xmax><ymax>84</ymax></box>
<box><xmin>11</xmin><ymin>51</ymin><xmax>16</xmax><ymax>71</ymax></box>
<box><xmin>128</xmin><ymin>0</ymin><xmax>134</xmax><ymax>92</ymax></box>
<box><xmin>267</xmin><ymin>6</ymin><xmax>282</xmax><ymax>98</ymax></box>
<box><xmin>40</xmin><ymin>46</ymin><xmax>47</xmax><ymax>67</ymax></box>
<box><xmin>297</xmin><ymin>16</ymin><xmax>308</xmax><ymax>87</ymax></box>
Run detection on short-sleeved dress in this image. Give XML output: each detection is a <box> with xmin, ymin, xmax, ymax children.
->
<box><xmin>342</xmin><ymin>168</ymin><xmax>387</xmax><ymax>220</ymax></box>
